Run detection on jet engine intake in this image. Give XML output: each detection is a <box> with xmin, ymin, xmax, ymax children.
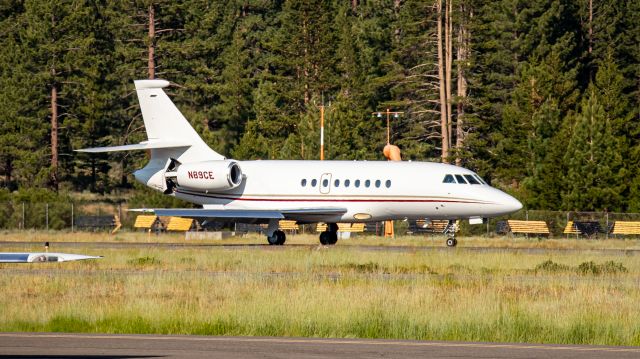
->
<box><xmin>175</xmin><ymin>160</ymin><xmax>243</xmax><ymax>192</ymax></box>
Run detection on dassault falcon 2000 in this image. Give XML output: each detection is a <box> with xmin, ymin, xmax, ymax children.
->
<box><xmin>78</xmin><ymin>79</ymin><xmax>522</xmax><ymax>247</ymax></box>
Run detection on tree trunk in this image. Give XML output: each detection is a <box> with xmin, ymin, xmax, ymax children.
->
<box><xmin>50</xmin><ymin>83</ymin><xmax>58</xmax><ymax>190</ymax></box>
<box><xmin>456</xmin><ymin>6</ymin><xmax>470</xmax><ymax>166</ymax></box>
<box><xmin>50</xmin><ymin>11</ymin><xmax>59</xmax><ymax>190</ymax></box>
<box><xmin>589</xmin><ymin>0</ymin><xmax>593</xmax><ymax>55</ymax></box>
<box><xmin>121</xmin><ymin>158</ymin><xmax>128</xmax><ymax>187</ymax></box>
<box><xmin>148</xmin><ymin>3</ymin><xmax>155</xmax><ymax>79</ymax></box>
<box><xmin>4</xmin><ymin>158</ymin><xmax>11</xmax><ymax>186</ymax></box>
<box><xmin>445</xmin><ymin>0</ymin><xmax>453</xmax><ymax>149</ymax></box>
<box><xmin>303</xmin><ymin>18</ymin><xmax>309</xmax><ymax>105</ymax></box>
<box><xmin>437</xmin><ymin>0</ymin><xmax>449</xmax><ymax>162</ymax></box>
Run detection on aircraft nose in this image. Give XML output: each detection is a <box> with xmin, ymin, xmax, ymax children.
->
<box><xmin>504</xmin><ymin>193</ymin><xmax>523</xmax><ymax>213</ymax></box>
<box><xmin>489</xmin><ymin>188</ymin><xmax>522</xmax><ymax>215</ymax></box>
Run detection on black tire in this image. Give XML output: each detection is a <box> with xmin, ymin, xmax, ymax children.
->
<box><xmin>328</xmin><ymin>232</ymin><xmax>338</xmax><ymax>245</ymax></box>
<box><xmin>446</xmin><ymin>238</ymin><xmax>457</xmax><ymax>247</ymax></box>
<box><xmin>275</xmin><ymin>230</ymin><xmax>286</xmax><ymax>245</ymax></box>
<box><xmin>319</xmin><ymin>231</ymin><xmax>331</xmax><ymax>245</ymax></box>
<box><xmin>267</xmin><ymin>234</ymin><xmax>279</xmax><ymax>245</ymax></box>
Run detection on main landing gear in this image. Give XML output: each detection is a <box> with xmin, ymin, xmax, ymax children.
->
<box><xmin>444</xmin><ymin>219</ymin><xmax>458</xmax><ymax>247</ymax></box>
<box><xmin>267</xmin><ymin>230</ymin><xmax>286</xmax><ymax>245</ymax></box>
<box><xmin>265</xmin><ymin>222</ymin><xmax>338</xmax><ymax>246</ymax></box>
<box><xmin>319</xmin><ymin>223</ymin><xmax>338</xmax><ymax>245</ymax></box>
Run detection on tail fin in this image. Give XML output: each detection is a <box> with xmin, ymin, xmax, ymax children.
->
<box><xmin>78</xmin><ymin>79</ymin><xmax>223</xmax><ymax>163</ymax></box>
<box><xmin>76</xmin><ymin>79</ymin><xmax>225</xmax><ymax>192</ymax></box>
<box><xmin>134</xmin><ymin>79</ymin><xmax>224</xmax><ymax>162</ymax></box>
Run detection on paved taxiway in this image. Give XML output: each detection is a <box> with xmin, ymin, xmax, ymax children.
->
<box><xmin>1</xmin><ymin>333</ymin><xmax>639</xmax><ymax>358</ymax></box>
<box><xmin>2</xmin><ymin>240</ymin><xmax>639</xmax><ymax>255</ymax></box>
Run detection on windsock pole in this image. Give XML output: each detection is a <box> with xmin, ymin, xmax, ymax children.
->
<box><xmin>320</xmin><ymin>105</ymin><xmax>325</xmax><ymax>161</ymax></box>
<box><xmin>372</xmin><ymin>109</ymin><xmax>404</xmax><ymax>239</ymax></box>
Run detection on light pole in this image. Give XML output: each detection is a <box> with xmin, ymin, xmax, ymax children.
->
<box><xmin>372</xmin><ymin>109</ymin><xmax>404</xmax><ymax>144</ymax></box>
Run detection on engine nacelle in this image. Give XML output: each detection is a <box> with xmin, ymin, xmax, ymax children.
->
<box><xmin>175</xmin><ymin>160</ymin><xmax>243</xmax><ymax>191</ymax></box>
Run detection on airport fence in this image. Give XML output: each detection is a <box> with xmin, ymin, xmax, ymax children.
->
<box><xmin>0</xmin><ymin>201</ymin><xmax>130</xmax><ymax>231</ymax></box>
<box><xmin>1</xmin><ymin>201</ymin><xmax>640</xmax><ymax>239</ymax></box>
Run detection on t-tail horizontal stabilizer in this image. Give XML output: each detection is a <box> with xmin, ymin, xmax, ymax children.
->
<box><xmin>75</xmin><ymin>79</ymin><xmax>224</xmax><ymax>163</ymax></box>
<box><xmin>76</xmin><ymin>141</ymin><xmax>191</xmax><ymax>153</ymax></box>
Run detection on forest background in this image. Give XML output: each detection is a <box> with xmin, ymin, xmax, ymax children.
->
<box><xmin>0</xmin><ymin>0</ymin><xmax>638</xmax><ymax>212</ymax></box>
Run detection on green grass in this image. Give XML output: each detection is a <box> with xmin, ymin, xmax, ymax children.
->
<box><xmin>1</xmin><ymin>233</ymin><xmax>640</xmax><ymax>345</ymax></box>
<box><xmin>3</xmin><ymin>229</ymin><xmax>640</xmax><ymax>251</ymax></box>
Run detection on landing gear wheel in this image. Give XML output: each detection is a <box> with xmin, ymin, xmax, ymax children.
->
<box><xmin>268</xmin><ymin>230</ymin><xmax>286</xmax><ymax>245</ymax></box>
<box><xmin>319</xmin><ymin>231</ymin><xmax>332</xmax><ymax>245</ymax></box>
<box><xmin>446</xmin><ymin>238</ymin><xmax>457</xmax><ymax>247</ymax></box>
<box><xmin>319</xmin><ymin>223</ymin><xmax>339</xmax><ymax>245</ymax></box>
<box><xmin>327</xmin><ymin>232</ymin><xmax>338</xmax><ymax>245</ymax></box>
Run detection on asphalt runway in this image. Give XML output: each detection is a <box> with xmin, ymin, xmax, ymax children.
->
<box><xmin>1</xmin><ymin>333</ymin><xmax>639</xmax><ymax>359</ymax></box>
<box><xmin>1</xmin><ymin>240</ymin><xmax>639</xmax><ymax>255</ymax></box>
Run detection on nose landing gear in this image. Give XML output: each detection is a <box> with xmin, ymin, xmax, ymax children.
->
<box><xmin>444</xmin><ymin>220</ymin><xmax>458</xmax><ymax>247</ymax></box>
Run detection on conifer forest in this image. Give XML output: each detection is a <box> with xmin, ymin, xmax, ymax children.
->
<box><xmin>0</xmin><ymin>0</ymin><xmax>638</xmax><ymax>212</ymax></box>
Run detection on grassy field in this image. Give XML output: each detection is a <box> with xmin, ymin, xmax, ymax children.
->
<box><xmin>3</xmin><ymin>229</ymin><xmax>640</xmax><ymax>250</ymax></box>
<box><xmin>1</xmin><ymin>231</ymin><xmax>639</xmax><ymax>345</ymax></box>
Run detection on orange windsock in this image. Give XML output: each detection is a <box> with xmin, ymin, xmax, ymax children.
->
<box><xmin>383</xmin><ymin>144</ymin><xmax>401</xmax><ymax>161</ymax></box>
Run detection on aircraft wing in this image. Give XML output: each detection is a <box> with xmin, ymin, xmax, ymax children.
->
<box><xmin>0</xmin><ymin>253</ymin><xmax>103</xmax><ymax>263</ymax></box>
<box><xmin>138</xmin><ymin>207</ymin><xmax>348</xmax><ymax>222</ymax></box>
<box><xmin>152</xmin><ymin>208</ymin><xmax>286</xmax><ymax>219</ymax></box>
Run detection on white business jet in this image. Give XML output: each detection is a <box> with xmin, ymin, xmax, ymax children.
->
<box><xmin>78</xmin><ymin>80</ymin><xmax>522</xmax><ymax>247</ymax></box>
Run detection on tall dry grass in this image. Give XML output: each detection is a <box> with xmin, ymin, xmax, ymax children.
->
<box><xmin>2</xmin><ymin>229</ymin><xmax>640</xmax><ymax>251</ymax></box>
<box><xmin>1</xmin><ymin>243</ymin><xmax>639</xmax><ymax>345</ymax></box>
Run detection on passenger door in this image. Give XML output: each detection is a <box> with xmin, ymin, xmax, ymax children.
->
<box><xmin>319</xmin><ymin>173</ymin><xmax>332</xmax><ymax>194</ymax></box>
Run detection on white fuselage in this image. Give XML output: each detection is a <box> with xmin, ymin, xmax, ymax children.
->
<box><xmin>168</xmin><ymin>160</ymin><xmax>522</xmax><ymax>223</ymax></box>
<box><xmin>80</xmin><ymin>79</ymin><xmax>523</xmax><ymax>237</ymax></box>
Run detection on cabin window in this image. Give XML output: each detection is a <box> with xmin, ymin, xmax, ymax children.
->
<box><xmin>375</xmin><ymin>180</ymin><xmax>381</xmax><ymax>188</ymax></box>
<box><xmin>443</xmin><ymin>174</ymin><xmax>455</xmax><ymax>183</ymax></box>
<box><xmin>464</xmin><ymin>174</ymin><xmax>480</xmax><ymax>185</ymax></box>
<box><xmin>455</xmin><ymin>174</ymin><xmax>467</xmax><ymax>184</ymax></box>
<box><xmin>345</xmin><ymin>179</ymin><xmax>351</xmax><ymax>187</ymax></box>
<box><xmin>355</xmin><ymin>180</ymin><xmax>361</xmax><ymax>188</ymax></box>
<box><xmin>311</xmin><ymin>179</ymin><xmax>317</xmax><ymax>187</ymax></box>
<box><xmin>301</xmin><ymin>179</ymin><xmax>307</xmax><ymax>187</ymax></box>
<box><xmin>365</xmin><ymin>180</ymin><xmax>371</xmax><ymax>188</ymax></box>
<box><xmin>334</xmin><ymin>179</ymin><xmax>340</xmax><ymax>187</ymax></box>
<box><xmin>385</xmin><ymin>180</ymin><xmax>391</xmax><ymax>188</ymax></box>
<box><xmin>322</xmin><ymin>179</ymin><xmax>329</xmax><ymax>187</ymax></box>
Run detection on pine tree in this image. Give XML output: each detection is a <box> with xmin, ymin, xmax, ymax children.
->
<box><xmin>0</xmin><ymin>12</ymin><xmax>48</xmax><ymax>189</ymax></box>
<box><xmin>490</xmin><ymin>0</ymin><xmax>581</xmax><ymax>203</ymax></box>
<box><xmin>463</xmin><ymin>0</ymin><xmax>521</xmax><ymax>179</ymax></box>
<box><xmin>562</xmin><ymin>85</ymin><xmax>625</xmax><ymax>211</ymax></box>
<box><xmin>520</xmin><ymin>98</ymin><xmax>564</xmax><ymax>209</ymax></box>
<box><xmin>1</xmin><ymin>1</ymin><xmax>106</xmax><ymax>190</ymax></box>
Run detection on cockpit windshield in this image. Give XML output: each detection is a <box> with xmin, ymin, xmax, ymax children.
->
<box><xmin>474</xmin><ymin>174</ymin><xmax>487</xmax><ymax>185</ymax></box>
<box><xmin>464</xmin><ymin>174</ymin><xmax>480</xmax><ymax>184</ymax></box>
<box><xmin>454</xmin><ymin>175</ymin><xmax>467</xmax><ymax>184</ymax></box>
<box><xmin>443</xmin><ymin>174</ymin><xmax>455</xmax><ymax>183</ymax></box>
<box><xmin>443</xmin><ymin>173</ymin><xmax>487</xmax><ymax>185</ymax></box>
